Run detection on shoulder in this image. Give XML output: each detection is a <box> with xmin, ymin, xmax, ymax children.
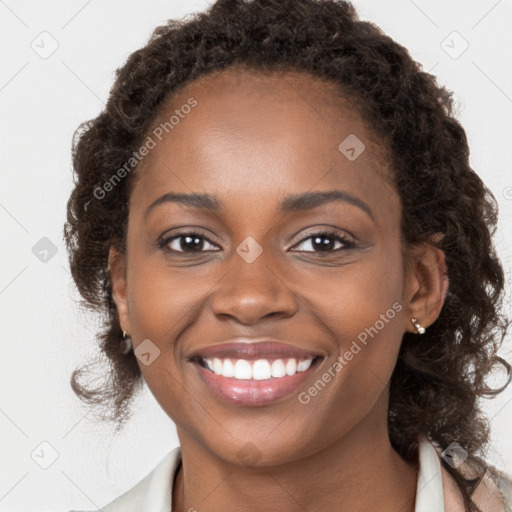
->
<box><xmin>63</xmin><ymin>446</ymin><xmax>182</xmax><ymax>512</ymax></box>
<box><xmin>425</xmin><ymin>436</ymin><xmax>512</xmax><ymax>512</ymax></box>
<box><xmin>483</xmin><ymin>467</ymin><xmax>512</xmax><ymax>512</ymax></box>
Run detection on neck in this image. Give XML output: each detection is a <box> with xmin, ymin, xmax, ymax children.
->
<box><xmin>172</xmin><ymin>400</ymin><xmax>418</xmax><ymax>512</ymax></box>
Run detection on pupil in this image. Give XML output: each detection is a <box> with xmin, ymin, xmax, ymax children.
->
<box><xmin>314</xmin><ymin>235</ymin><xmax>333</xmax><ymax>251</ymax></box>
<box><xmin>182</xmin><ymin>235</ymin><xmax>202</xmax><ymax>251</ymax></box>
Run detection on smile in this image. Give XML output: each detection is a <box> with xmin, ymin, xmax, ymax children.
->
<box><xmin>190</xmin><ymin>341</ymin><xmax>324</xmax><ymax>406</ymax></box>
<box><xmin>200</xmin><ymin>357</ymin><xmax>314</xmax><ymax>379</ymax></box>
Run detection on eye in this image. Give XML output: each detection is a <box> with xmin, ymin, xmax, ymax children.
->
<box><xmin>158</xmin><ymin>231</ymin><xmax>220</xmax><ymax>253</ymax></box>
<box><xmin>158</xmin><ymin>228</ymin><xmax>356</xmax><ymax>255</ymax></box>
<box><xmin>290</xmin><ymin>229</ymin><xmax>356</xmax><ymax>253</ymax></box>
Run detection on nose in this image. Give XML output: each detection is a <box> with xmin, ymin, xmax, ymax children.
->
<box><xmin>211</xmin><ymin>251</ymin><xmax>298</xmax><ymax>326</ymax></box>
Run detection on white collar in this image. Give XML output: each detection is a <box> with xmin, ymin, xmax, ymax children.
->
<box><xmin>415</xmin><ymin>436</ymin><xmax>446</xmax><ymax>511</ymax></box>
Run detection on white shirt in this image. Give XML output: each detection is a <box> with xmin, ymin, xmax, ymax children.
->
<box><xmin>70</xmin><ymin>436</ymin><xmax>512</xmax><ymax>512</ymax></box>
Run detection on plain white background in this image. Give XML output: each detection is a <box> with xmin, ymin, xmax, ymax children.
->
<box><xmin>1</xmin><ymin>1</ymin><xmax>511</xmax><ymax>510</ymax></box>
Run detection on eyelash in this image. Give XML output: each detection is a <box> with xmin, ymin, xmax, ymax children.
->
<box><xmin>158</xmin><ymin>228</ymin><xmax>356</xmax><ymax>254</ymax></box>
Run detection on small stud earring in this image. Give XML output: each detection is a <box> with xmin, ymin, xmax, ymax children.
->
<box><xmin>411</xmin><ymin>318</ymin><xmax>426</xmax><ymax>334</ymax></box>
<box><xmin>121</xmin><ymin>330</ymin><xmax>133</xmax><ymax>353</ymax></box>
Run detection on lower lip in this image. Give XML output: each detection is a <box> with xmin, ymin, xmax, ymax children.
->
<box><xmin>194</xmin><ymin>361</ymin><xmax>319</xmax><ymax>406</ymax></box>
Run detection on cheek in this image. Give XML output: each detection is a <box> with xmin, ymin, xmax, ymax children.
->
<box><xmin>124</xmin><ymin>252</ymin><xmax>227</xmax><ymax>402</ymax></box>
<box><xmin>123</xmin><ymin>256</ymin><xmax>201</xmax><ymax>419</ymax></box>
<box><xmin>301</xmin><ymin>245</ymin><xmax>405</xmax><ymax>347</ymax></box>
<box><xmin>298</xmin><ymin>245</ymin><xmax>406</xmax><ymax>409</ymax></box>
<box><xmin>270</xmin><ymin>249</ymin><xmax>406</xmax><ymax>454</ymax></box>
<box><xmin>126</xmin><ymin>254</ymin><xmax>208</xmax><ymax>339</ymax></box>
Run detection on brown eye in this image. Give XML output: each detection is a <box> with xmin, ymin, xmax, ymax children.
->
<box><xmin>159</xmin><ymin>232</ymin><xmax>220</xmax><ymax>253</ymax></box>
<box><xmin>291</xmin><ymin>230</ymin><xmax>356</xmax><ymax>253</ymax></box>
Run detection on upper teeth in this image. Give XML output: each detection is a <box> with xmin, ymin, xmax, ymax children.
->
<box><xmin>203</xmin><ymin>357</ymin><xmax>314</xmax><ymax>379</ymax></box>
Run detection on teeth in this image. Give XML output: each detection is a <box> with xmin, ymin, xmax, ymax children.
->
<box><xmin>253</xmin><ymin>359</ymin><xmax>272</xmax><ymax>380</ymax></box>
<box><xmin>202</xmin><ymin>357</ymin><xmax>315</xmax><ymax>380</ymax></box>
<box><xmin>213</xmin><ymin>358</ymin><xmax>223</xmax><ymax>374</ymax></box>
<box><xmin>234</xmin><ymin>360</ymin><xmax>252</xmax><ymax>379</ymax></box>
<box><xmin>285</xmin><ymin>358</ymin><xmax>297</xmax><ymax>375</ymax></box>
<box><xmin>271</xmin><ymin>359</ymin><xmax>286</xmax><ymax>378</ymax></box>
<box><xmin>222</xmin><ymin>359</ymin><xmax>235</xmax><ymax>378</ymax></box>
<box><xmin>297</xmin><ymin>359</ymin><xmax>313</xmax><ymax>372</ymax></box>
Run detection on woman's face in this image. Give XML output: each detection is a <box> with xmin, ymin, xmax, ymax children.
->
<box><xmin>110</xmin><ymin>68</ymin><xmax>440</xmax><ymax>466</ymax></box>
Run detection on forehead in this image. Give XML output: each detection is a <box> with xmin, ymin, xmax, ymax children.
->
<box><xmin>130</xmin><ymin>67</ymin><xmax>399</xmax><ymax>222</ymax></box>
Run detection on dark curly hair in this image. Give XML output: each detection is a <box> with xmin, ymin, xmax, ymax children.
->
<box><xmin>64</xmin><ymin>0</ymin><xmax>511</xmax><ymax>509</ymax></box>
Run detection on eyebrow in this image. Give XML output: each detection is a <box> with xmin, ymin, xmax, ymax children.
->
<box><xmin>144</xmin><ymin>189</ymin><xmax>374</xmax><ymax>221</ymax></box>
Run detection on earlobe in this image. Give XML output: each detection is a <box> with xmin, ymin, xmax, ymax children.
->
<box><xmin>108</xmin><ymin>246</ymin><xmax>131</xmax><ymax>334</ymax></box>
<box><xmin>405</xmin><ymin>242</ymin><xmax>449</xmax><ymax>334</ymax></box>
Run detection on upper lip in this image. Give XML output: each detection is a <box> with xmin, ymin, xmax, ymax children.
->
<box><xmin>189</xmin><ymin>338</ymin><xmax>323</xmax><ymax>361</ymax></box>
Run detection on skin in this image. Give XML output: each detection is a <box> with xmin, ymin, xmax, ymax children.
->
<box><xmin>109</xmin><ymin>68</ymin><xmax>448</xmax><ymax>512</ymax></box>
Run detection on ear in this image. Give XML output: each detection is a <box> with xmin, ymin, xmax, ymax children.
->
<box><xmin>403</xmin><ymin>239</ymin><xmax>449</xmax><ymax>334</ymax></box>
<box><xmin>108</xmin><ymin>246</ymin><xmax>131</xmax><ymax>335</ymax></box>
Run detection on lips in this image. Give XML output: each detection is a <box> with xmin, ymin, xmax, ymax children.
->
<box><xmin>189</xmin><ymin>340</ymin><xmax>324</xmax><ymax>406</ymax></box>
<box><xmin>192</xmin><ymin>340</ymin><xmax>320</xmax><ymax>360</ymax></box>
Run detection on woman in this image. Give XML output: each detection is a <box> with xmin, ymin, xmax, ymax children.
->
<box><xmin>64</xmin><ymin>0</ymin><xmax>512</xmax><ymax>510</ymax></box>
